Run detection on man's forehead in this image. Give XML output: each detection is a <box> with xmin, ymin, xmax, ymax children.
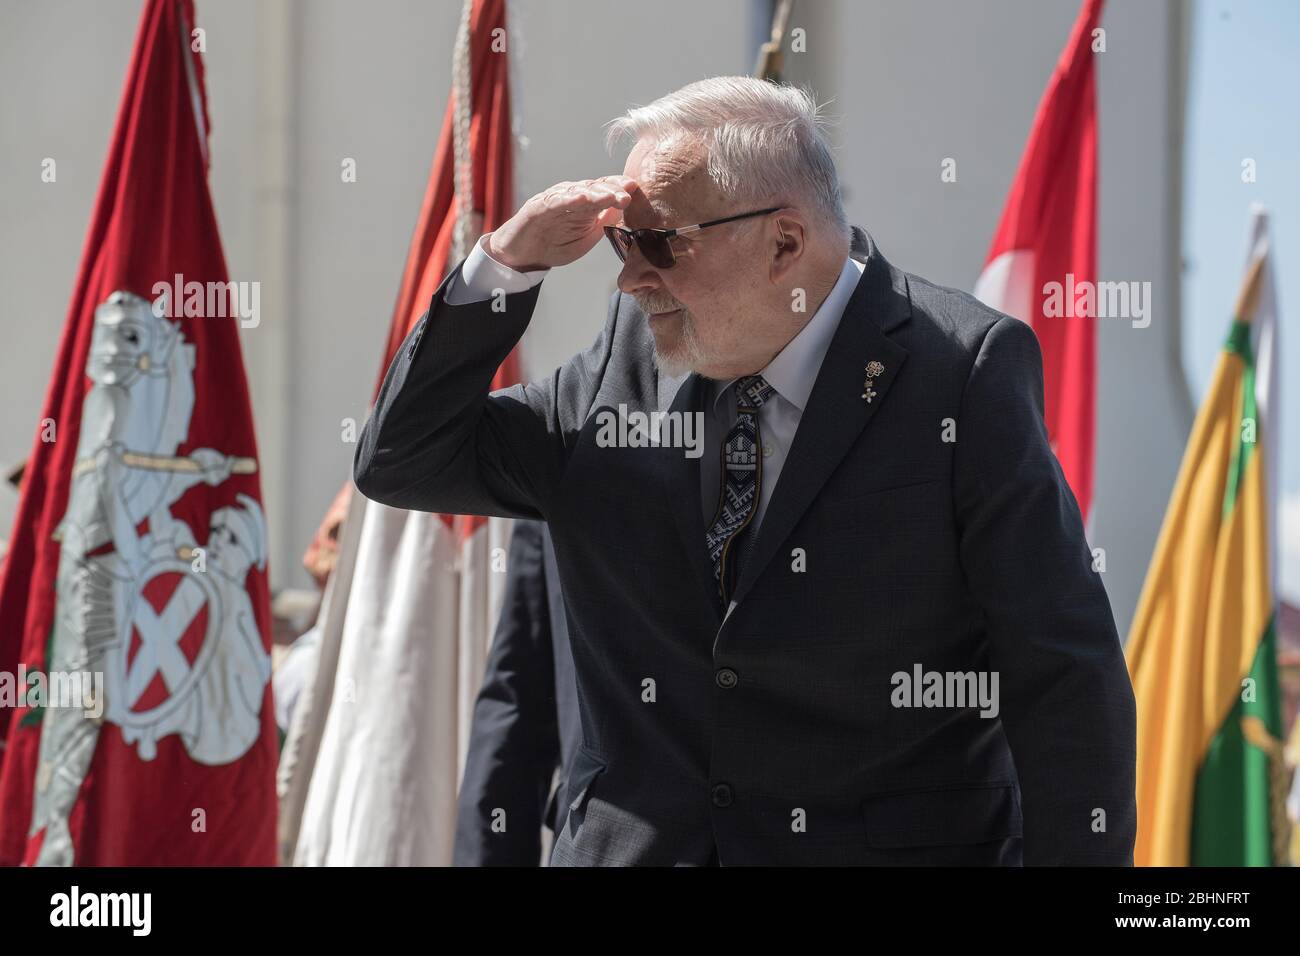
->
<box><xmin>622</xmin><ymin>137</ymin><xmax>714</xmax><ymax>227</ymax></box>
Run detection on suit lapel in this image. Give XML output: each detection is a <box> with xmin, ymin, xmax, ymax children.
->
<box><xmin>728</xmin><ymin>229</ymin><xmax>913</xmax><ymax>611</ymax></box>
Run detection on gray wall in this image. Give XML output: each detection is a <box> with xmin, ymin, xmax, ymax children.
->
<box><xmin>0</xmin><ymin>0</ymin><xmax>1186</xmax><ymax>635</ymax></box>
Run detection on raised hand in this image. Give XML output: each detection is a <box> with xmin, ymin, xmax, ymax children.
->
<box><xmin>487</xmin><ymin>175</ymin><xmax>638</xmax><ymax>271</ymax></box>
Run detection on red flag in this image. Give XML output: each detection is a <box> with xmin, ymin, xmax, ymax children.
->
<box><xmin>298</xmin><ymin>0</ymin><xmax>519</xmax><ymax>588</ymax></box>
<box><xmin>376</xmin><ymin>16</ymin><xmax>518</xmax><ymax>395</ymax></box>
<box><xmin>279</xmin><ymin>0</ymin><xmax>519</xmax><ymax>864</ymax></box>
<box><xmin>377</xmin><ymin>0</ymin><xmax>520</xmax><ymax>544</ymax></box>
<box><xmin>0</xmin><ymin>0</ymin><xmax>276</xmax><ymax>865</ymax></box>
<box><xmin>974</xmin><ymin>0</ymin><xmax>1102</xmax><ymax>521</ymax></box>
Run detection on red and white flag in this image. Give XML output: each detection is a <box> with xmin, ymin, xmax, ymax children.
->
<box><xmin>0</xmin><ymin>0</ymin><xmax>277</xmax><ymax>865</ymax></box>
<box><xmin>974</xmin><ymin>0</ymin><xmax>1103</xmax><ymax>522</ymax></box>
<box><xmin>277</xmin><ymin>0</ymin><xmax>520</xmax><ymax>865</ymax></box>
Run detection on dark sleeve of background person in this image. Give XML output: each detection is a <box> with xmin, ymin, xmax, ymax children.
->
<box><xmin>454</xmin><ymin>519</ymin><xmax>561</xmax><ymax>866</ymax></box>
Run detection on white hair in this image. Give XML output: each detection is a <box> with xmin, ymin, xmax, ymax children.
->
<box><xmin>605</xmin><ymin>76</ymin><xmax>850</xmax><ymax>243</ymax></box>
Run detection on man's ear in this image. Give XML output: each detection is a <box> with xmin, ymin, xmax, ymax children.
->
<box><xmin>769</xmin><ymin>211</ymin><xmax>806</xmax><ymax>283</ymax></box>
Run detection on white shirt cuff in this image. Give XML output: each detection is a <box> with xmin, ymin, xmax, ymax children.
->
<box><xmin>443</xmin><ymin>232</ymin><xmax>549</xmax><ymax>305</ymax></box>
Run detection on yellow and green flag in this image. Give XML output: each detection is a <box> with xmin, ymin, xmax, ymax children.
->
<box><xmin>1127</xmin><ymin>208</ymin><xmax>1286</xmax><ymax>866</ymax></box>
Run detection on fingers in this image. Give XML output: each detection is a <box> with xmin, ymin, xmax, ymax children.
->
<box><xmin>594</xmin><ymin>175</ymin><xmax>638</xmax><ymax>200</ymax></box>
<box><xmin>594</xmin><ymin>204</ymin><xmax>625</xmax><ymax>228</ymax></box>
<box><xmin>581</xmin><ymin>183</ymin><xmax>627</xmax><ymax>208</ymax></box>
<box><xmin>538</xmin><ymin>176</ymin><xmax>636</xmax><ymax>212</ymax></box>
<box><xmin>500</xmin><ymin>175</ymin><xmax>640</xmax><ymax>269</ymax></box>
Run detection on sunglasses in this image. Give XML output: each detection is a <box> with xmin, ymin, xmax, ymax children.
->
<box><xmin>604</xmin><ymin>207</ymin><xmax>780</xmax><ymax>269</ymax></box>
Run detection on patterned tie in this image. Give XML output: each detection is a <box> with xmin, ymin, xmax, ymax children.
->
<box><xmin>705</xmin><ymin>375</ymin><xmax>776</xmax><ymax>605</ymax></box>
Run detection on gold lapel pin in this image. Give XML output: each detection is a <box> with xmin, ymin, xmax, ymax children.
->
<box><xmin>861</xmin><ymin>360</ymin><xmax>885</xmax><ymax>402</ymax></box>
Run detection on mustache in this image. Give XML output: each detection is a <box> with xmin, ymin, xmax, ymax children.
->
<box><xmin>635</xmin><ymin>293</ymin><xmax>685</xmax><ymax>315</ymax></box>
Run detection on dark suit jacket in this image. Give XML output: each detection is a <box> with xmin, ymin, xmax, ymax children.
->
<box><xmin>453</xmin><ymin>519</ymin><xmax>580</xmax><ymax>865</ymax></box>
<box><xmin>355</xmin><ymin>226</ymin><xmax>1137</xmax><ymax>865</ymax></box>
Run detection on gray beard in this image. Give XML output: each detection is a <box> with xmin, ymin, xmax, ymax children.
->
<box><xmin>650</xmin><ymin>309</ymin><xmax>708</xmax><ymax>379</ymax></box>
<box><xmin>652</xmin><ymin>347</ymin><xmax>693</xmax><ymax>380</ymax></box>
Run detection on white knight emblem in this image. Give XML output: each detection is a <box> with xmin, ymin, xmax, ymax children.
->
<box><xmin>29</xmin><ymin>290</ymin><xmax>271</xmax><ymax>866</ymax></box>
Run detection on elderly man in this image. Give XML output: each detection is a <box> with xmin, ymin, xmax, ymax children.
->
<box><xmin>356</xmin><ymin>77</ymin><xmax>1136</xmax><ymax>866</ymax></box>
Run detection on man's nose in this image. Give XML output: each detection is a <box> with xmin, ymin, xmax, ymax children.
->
<box><xmin>616</xmin><ymin>245</ymin><xmax>662</xmax><ymax>296</ymax></box>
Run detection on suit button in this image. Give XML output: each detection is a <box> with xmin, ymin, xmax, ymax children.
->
<box><xmin>715</xmin><ymin>667</ymin><xmax>738</xmax><ymax>689</ymax></box>
<box><xmin>711</xmin><ymin>783</ymin><xmax>734</xmax><ymax>807</ymax></box>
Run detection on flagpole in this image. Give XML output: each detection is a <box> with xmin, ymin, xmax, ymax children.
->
<box><xmin>753</xmin><ymin>0</ymin><xmax>795</xmax><ymax>82</ymax></box>
<box><xmin>453</xmin><ymin>0</ymin><xmax>479</xmax><ymax>261</ymax></box>
<box><xmin>1231</xmin><ymin>253</ymin><xmax>1265</xmax><ymax>324</ymax></box>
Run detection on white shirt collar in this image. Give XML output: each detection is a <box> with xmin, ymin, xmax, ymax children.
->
<box><xmin>712</xmin><ymin>255</ymin><xmax>865</xmax><ymax>414</ymax></box>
